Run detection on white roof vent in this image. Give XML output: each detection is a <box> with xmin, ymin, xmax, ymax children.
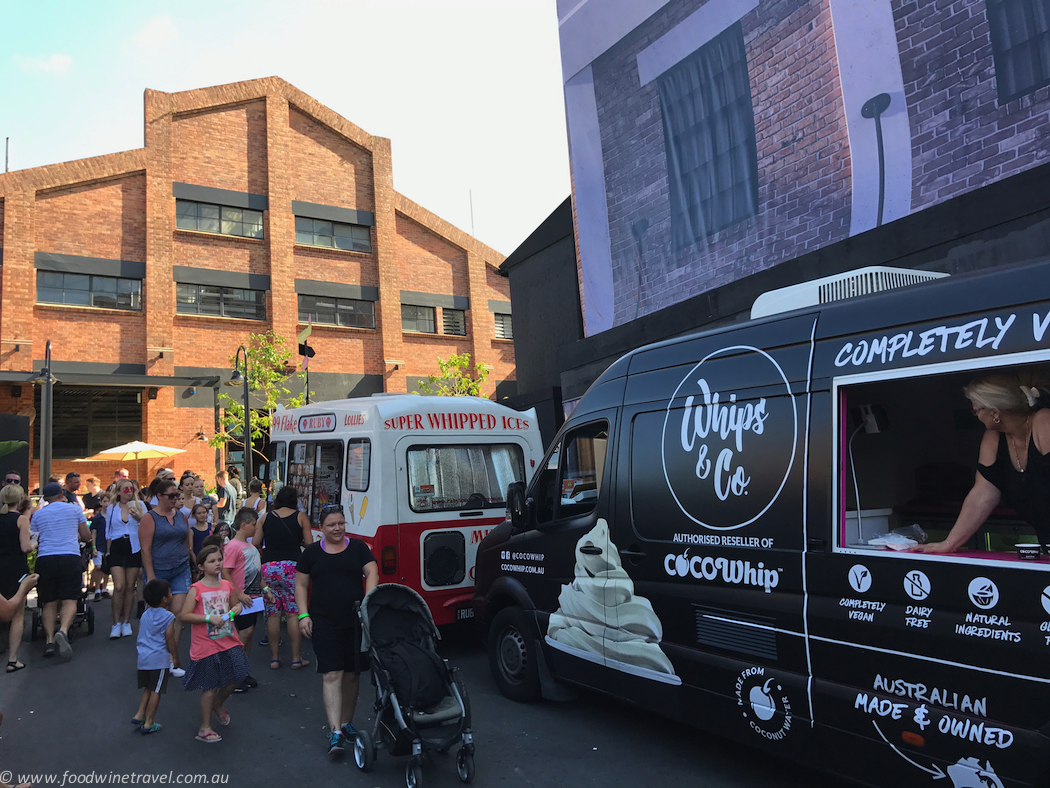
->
<box><xmin>750</xmin><ymin>266</ymin><xmax>948</xmax><ymax>320</ymax></box>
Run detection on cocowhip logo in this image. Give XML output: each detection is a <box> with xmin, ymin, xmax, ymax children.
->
<box><xmin>661</xmin><ymin>346</ymin><xmax>798</xmax><ymax>530</ymax></box>
<box><xmin>664</xmin><ymin>550</ymin><xmax>781</xmax><ymax>593</ymax></box>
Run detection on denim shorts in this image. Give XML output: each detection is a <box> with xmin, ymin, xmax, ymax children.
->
<box><xmin>152</xmin><ymin>561</ymin><xmax>191</xmax><ymax>595</ymax></box>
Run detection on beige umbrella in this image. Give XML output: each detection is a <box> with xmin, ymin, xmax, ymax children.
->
<box><xmin>75</xmin><ymin>440</ymin><xmax>187</xmax><ymax>482</ymax></box>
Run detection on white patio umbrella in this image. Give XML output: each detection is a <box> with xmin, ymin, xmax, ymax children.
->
<box><xmin>75</xmin><ymin>440</ymin><xmax>187</xmax><ymax>482</ymax></box>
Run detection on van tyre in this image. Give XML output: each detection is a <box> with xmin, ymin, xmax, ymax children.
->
<box><xmin>488</xmin><ymin>607</ymin><xmax>540</xmax><ymax>703</ymax></box>
<box><xmin>354</xmin><ymin>729</ymin><xmax>374</xmax><ymax>772</ymax></box>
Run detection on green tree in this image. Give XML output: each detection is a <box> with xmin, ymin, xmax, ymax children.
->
<box><xmin>210</xmin><ymin>331</ymin><xmax>310</xmax><ymax>468</ymax></box>
<box><xmin>417</xmin><ymin>352</ymin><xmax>490</xmax><ymax>397</ymax></box>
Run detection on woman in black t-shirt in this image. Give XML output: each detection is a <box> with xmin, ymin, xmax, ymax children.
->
<box><xmin>258</xmin><ymin>485</ymin><xmax>314</xmax><ymax>670</ymax></box>
<box><xmin>295</xmin><ymin>505</ymin><xmax>377</xmax><ymax>760</ymax></box>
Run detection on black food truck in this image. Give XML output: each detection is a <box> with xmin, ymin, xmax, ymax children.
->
<box><xmin>473</xmin><ymin>259</ymin><xmax>1050</xmax><ymax>787</ymax></box>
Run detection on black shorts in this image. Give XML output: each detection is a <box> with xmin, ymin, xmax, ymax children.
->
<box><xmin>235</xmin><ymin>612</ymin><xmax>258</xmax><ymax>632</ymax></box>
<box><xmin>107</xmin><ymin>537</ymin><xmax>142</xmax><ymax>569</ymax></box>
<box><xmin>35</xmin><ymin>555</ymin><xmax>84</xmax><ymax>604</ymax></box>
<box><xmin>312</xmin><ymin>620</ymin><xmax>369</xmax><ymax>675</ymax></box>
<box><xmin>137</xmin><ymin>668</ymin><xmax>170</xmax><ymax>694</ymax></box>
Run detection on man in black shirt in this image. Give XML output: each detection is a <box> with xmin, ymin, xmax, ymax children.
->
<box><xmin>295</xmin><ymin>505</ymin><xmax>377</xmax><ymax>761</ymax></box>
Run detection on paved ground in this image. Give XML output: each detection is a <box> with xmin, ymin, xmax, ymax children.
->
<box><xmin>0</xmin><ymin>595</ymin><xmax>848</xmax><ymax>788</ymax></box>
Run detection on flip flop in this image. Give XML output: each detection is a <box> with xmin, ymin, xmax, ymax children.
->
<box><xmin>214</xmin><ymin>706</ymin><xmax>230</xmax><ymax>726</ymax></box>
<box><xmin>131</xmin><ymin>717</ymin><xmax>145</xmax><ymax>726</ymax></box>
<box><xmin>195</xmin><ymin>731</ymin><xmax>222</xmax><ymax>743</ymax></box>
<box><xmin>290</xmin><ymin>659</ymin><xmax>310</xmax><ymax>670</ymax></box>
<box><xmin>269</xmin><ymin>659</ymin><xmax>281</xmax><ymax>670</ymax></box>
<box><xmin>140</xmin><ymin>723</ymin><xmax>162</xmax><ymax>735</ymax></box>
<box><xmin>6</xmin><ymin>661</ymin><xmax>25</xmax><ymax>673</ymax></box>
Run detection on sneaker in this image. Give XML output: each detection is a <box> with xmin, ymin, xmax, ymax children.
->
<box><xmin>101</xmin><ymin>590</ymin><xmax>111</xmax><ymax>599</ymax></box>
<box><xmin>341</xmin><ymin>722</ymin><xmax>357</xmax><ymax>739</ymax></box>
<box><xmin>93</xmin><ymin>591</ymin><xmax>102</xmax><ymax>602</ymax></box>
<box><xmin>122</xmin><ymin>622</ymin><xmax>133</xmax><ymax>637</ymax></box>
<box><xmin>169</xmin><ymin>666</ymin><xmax>186</xmax><ymax>678</ymax></box>
<box><xmin>43</xmin><ymin>642</ymin><xmax>56</xmax><ymax>658</ymax></box>
<box><xmin>244</xmin><ymin>675</ymin><xmax>259</xmax><ymax>689</ymax></box>
<box><xmin>327</xmin><ymin>730</ymin><xmax>345</xmax><ymax>760</ymax></box>
<box><xmin>54</xmin><ymin>631</ymin><xmax>73</xmax><ymax>660</ymax></box>
<box><xmin>258</xmin><ymin>635</ymin><xmax>268</xmax><ymax>646</ymax></box>
<box><xmin>234</xmin><ymin>680</ymin><xmax>250</xmax><ymax>693</ymax></box>
<box><xmin>110</xmin><ymin>624</ymin><xmax>122</xmax><ymax>640</ymax></box>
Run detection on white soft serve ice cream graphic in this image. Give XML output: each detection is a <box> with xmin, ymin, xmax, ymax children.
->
<box><xmin>545</xmin><ymin>519</ymin><xmax>680</xmax><ymax>684</ymax></box>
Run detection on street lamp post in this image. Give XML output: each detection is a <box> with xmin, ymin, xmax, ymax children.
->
<box><xmin>225</xmin><ymin>345</ymin><xmax>251</xmax><ymax>482</ymax></box>
<box><xmin>32</xmin><ymin>340</ymin><xmax>58</xmax><ymax>491</ymax></box>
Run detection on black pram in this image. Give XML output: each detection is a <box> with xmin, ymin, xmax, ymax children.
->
<box><xmin>353</xmin><ymin>583</ymin><xmax>474</xmax><ymax>788</ymax></box>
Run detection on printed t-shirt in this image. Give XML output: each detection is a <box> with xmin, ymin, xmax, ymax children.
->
<box><xmin>188</xmin><ymin>579</ymin><xmax>243</xmax><ymax>661</ymax></box>
<box><xmin>223</xmin><ymin>539</ymin><xmax>262</xmax><ymax>595</ymax></box>
<box><xmin>137</xmin><ymin>607</ymin><xmax>175</xmax><ymax>670</ymax></box>
<box><xmin>295</xmin><ymin>539</ymin><xmax>376</xmax><ymax>627</ymax></box>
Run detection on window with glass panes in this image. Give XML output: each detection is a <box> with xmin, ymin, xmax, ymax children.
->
<box><xmin>36</xmin><ymin>271</ymin><xmax>141</xmax><ymax>311</ymax></box>
<box><xmin>298</xmin><ymin>295</ymin><xmax>375</xmax><ymax>328</ymax></box>
<box><xmin>176</xmin><ymin>284</ymin><xmax>266</xmax><ymax>320</ymax></box>
<box><xmin>294</xmin><ymin>217</ymin><xmax>372</xmax><ymax>253</ymax></box>
<box><xmin>176</xmin><ymin>200</ymin><xmax>264</xmax><ymax>239</ymax></box>
<box><xmin>442</xmin><ymin>308</ymin><xmax>466</xmax><ymax>336</ymax></box>
<box><xmin>986</xmin><ymin>0</ymin><xmax>1050</xmax><ymax>103</ymax></box>
<box><xmin>402</xmin><ymin>304</ymin><xmax>436</xmax><ymax>333</ymax></box>
<box><xmin>494</xmin><ymin>313</ymin><xmax>513</xmax><ymax>339</ymax></box>
<box><xmin>34</xmin><ymin>387</ymin><xmax>141</xmax><ymax>460</ymax></box>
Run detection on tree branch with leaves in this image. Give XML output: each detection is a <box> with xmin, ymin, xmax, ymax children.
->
<box><xmin>416</xmin><ymin>352</ymin><xmax>490</xmax><ymax>397</ymax></box>
<box><xmin>209</xmin><ymin>331</ymin><xmax>311</xmax><ymax>471</ymax></box>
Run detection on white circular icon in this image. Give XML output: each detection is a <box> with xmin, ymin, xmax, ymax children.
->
<box><xmin>1041</xmin><ymin>586</ymin><xmax>1050</xmax><ymax>618</ymax></box>
<box><xmin>848</xmin><ymin>564</ymin><xmax>872</xmax><ymax>594</ymax></box>
<box><xmin>967</xmin><ymin>577</ymin><xmax>999</xmax><ymax>610</ymax></box>
<box><xmin>904</xmin><ymin>570</ymin><xmax>931</xmax><ymax>601</ymax></box>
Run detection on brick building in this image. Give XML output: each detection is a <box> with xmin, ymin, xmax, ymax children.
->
<box><xmin>0</xmin><ymin>77</ymin><xmax>516</xmax><ymax>486</ymax></box>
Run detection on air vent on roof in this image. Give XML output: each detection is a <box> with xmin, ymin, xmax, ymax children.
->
<box><xmin>750</xmin><ymin>266</ymin><xmax>948</xmax><ymax>320</ymax></box>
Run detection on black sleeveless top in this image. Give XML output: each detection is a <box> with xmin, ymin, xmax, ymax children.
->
<box><xmin>977</xmin><ymin>430</ymin><xmax>1050</xmax><ymax>545</ymax></box>
<box><xmin>261</xmin><ymin>509</ymin><xmax>305</xmax><ymax>563</ymax></box>
<box><xmin>0</xmin><ymin>511</ymin><xmax>29</xmax><ymax>576</ymax></box>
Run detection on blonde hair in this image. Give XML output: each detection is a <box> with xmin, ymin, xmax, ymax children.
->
<box><xmin>0</xmin><ymin>484</ymin><xmax>24</xmax><ymax>515</ymax></box>
<box><xmin>965</xmin><ymin>370</ymin><xmax>1050</xmax><ymax>412</ymax></box>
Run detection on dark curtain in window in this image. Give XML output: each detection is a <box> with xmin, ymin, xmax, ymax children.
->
<box><xmin>987</xmin><ymin>0</ymin><xmax>1050</xmax><ymax>102</ymax></box>
<box><xmin>657</xmin><ymin>22</ymin><xmax>759</xmax><ymax>250</ymax></box>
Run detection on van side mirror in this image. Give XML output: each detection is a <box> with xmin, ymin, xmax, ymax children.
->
<box><xmin>507</xmin><ymin>481</ymin><xmax>529</xmax><ymax>530</ymax></box>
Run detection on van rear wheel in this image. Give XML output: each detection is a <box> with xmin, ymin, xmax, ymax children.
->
<box><xmin>488</xmin><ymin>607</ymin><xmax>540</xmax><ymax>702</ymax></box>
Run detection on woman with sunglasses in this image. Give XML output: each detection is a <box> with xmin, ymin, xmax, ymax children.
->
<box><xmin>914</xmin><ymin>371</ymin><xmax>1050</xmax><ymax>553</ymax></box>
<box><xmin>106</xmin><ymin>479</ymin><xmax>145</xmax><ymax>638</ymax></box>
<box><xmin>139</xmin><ymin>478</ymin><xmax>194</xmax><ymax>646</ymax></box>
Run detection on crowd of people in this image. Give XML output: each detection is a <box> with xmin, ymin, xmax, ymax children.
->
<box><xmin>0</xmin><ymin>465</ymin><xmax>378</xmax><ymax>761</ymax></box>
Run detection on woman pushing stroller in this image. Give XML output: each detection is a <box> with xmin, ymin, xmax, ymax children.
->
<box><xmin>294</xmin><ymin>504</ymin><xmax>378</xmax><ymax>760</ymax></box>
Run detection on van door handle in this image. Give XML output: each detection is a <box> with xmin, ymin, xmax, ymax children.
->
<box><xmin>619</xmin><ymin>549</ymin><xmax>646</xmax><ymax>559</ymax></box>
<box><xmin>579</xmin><ymin>545</ymin><xmax>603</xmax><ymax>555</ymax></box>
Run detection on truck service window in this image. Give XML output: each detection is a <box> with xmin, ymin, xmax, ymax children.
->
<box><xmin>288</xmin><ymin>441</ymin><xmax>344</xmax><ymax>525</ymax></box>
<box><xmin>407</xmin><ymin>444</ymin><xmax>525</xmax><ymax>513</ymax></box>
<box><xmin>346</xmin><ymin>438</ymin><xmax>370</xmax><ymax>492</ymax></box>
<box><xmin>837</xmin><ymin>361</ymin><xmax>1048</xmax><ymax>560</ymax></box>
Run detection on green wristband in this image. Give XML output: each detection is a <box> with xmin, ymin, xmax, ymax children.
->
<box><xmin>228</xmin><ymin>610</ymin><xmax>236</xmax><ymax>621</ymax></box>
<box><xmin>298</xmin><ymin>613</ymin><xmax>310</xmax><ymax>620</ymax></box>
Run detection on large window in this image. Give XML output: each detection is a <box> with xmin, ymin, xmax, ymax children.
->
<box><xmin>657</xmin><ymin>22</ymin><xmax>759</xmax><ymax>249</ymax></box>
<box><xmin>298</xmin><ymin>294</ymin><xmax>375</xmax><ymax>328</ymax></box>
<box><xmin>295</xmin><ymin>217</ymin><xmax>371</xmax><ymax>253</ymax></box>
<box><xmin>34</xmin><ymin>387</ymin><xmax>142</xmax><ymax>459</ymax></box>
<box><xmin>494</xmin><ymin>313</ymin><xmax>513</xmax><ymax>340</ymax></box>
<box><xmin>402</xmin><ymin>304</ymin><xmax>436</xmax><ymax>334</ymax></box>
<box><xmin>407</xmin><ymin>443</ymin><xmax>525</xmax><ymax>512</ymax></box>
<box><xmin>534</xmin><ymin>422</ymin><xmax>608</xmax><ymax>524</ymax></box>
<box><xmin>176</xmin><ymin>284</ymin><xmax>266</xmax><ymax>320</ymax></box>
<box><xmin>987</xmin><ymin>0</ymin><xmax>1050</xmax><ymax>103</ymax></box>
<box><xmin>37</xmin><ymin>271</ymin><xmax>141</xmax><ymax>311</ymax></box>
<box><xmin>346</xmin><ymin>438</ymin><xmax>371</xmax><ymax>492</ymax></box>
<box><xmin>176</xmin><ymin>200</ymin><xmax>264</xmax><ymax>239</ymax></box>
<box><xmin>442</xmin><ymin>308</ymin><xmax>467</xmax><ymax>336</ymax></box>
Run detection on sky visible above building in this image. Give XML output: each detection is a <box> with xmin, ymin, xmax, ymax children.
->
<box><xmin>0</xmin><ymin>0</ymin><xmax>570</xmax><ymax>257</ymax></box>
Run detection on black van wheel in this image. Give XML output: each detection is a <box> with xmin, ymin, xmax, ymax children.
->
<box><xmin>488</xmin><ymin>607</ymin><xmax>540</xmax><ymax>702</ymax></box>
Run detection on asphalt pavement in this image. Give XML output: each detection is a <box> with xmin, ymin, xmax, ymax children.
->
<box><xmin>0</xmin><ymin>596</ymin><xmax>848</xmax><ymax>788</ymax></box>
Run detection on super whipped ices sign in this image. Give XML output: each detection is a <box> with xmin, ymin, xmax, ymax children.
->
<box><xmin>662</xmin><ymin>346</ymin><xmax>797</xmax><ymax>531</ymax></box>
<box><xmin>664</xmin><ymin>550</ymin><xmax>781</xmax><ymax>593</ymax></box>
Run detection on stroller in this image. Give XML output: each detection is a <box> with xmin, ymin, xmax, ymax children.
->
<box><xmin>353</xmin><ymin>583</ymin><xmax>474</xmax><ymax>788</ymax></box>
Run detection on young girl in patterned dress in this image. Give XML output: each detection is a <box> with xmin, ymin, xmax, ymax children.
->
<box><xmin>180</xmin><ymin>545</ymin><xmax>249</xmax><ymax>743</ymax></box>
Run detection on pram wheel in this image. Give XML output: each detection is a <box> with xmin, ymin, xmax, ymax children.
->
<box><xmin>405</xmin><ymin>762</ymin><xmax>423</xmax><ymax>788</ymax></box>
<box><xmin>456</xmin><ymin>747</ymin><xmax>474</xmax><ymax>783</ymax></box>
<box><xmin>86</xmin><ymin>606</ymin><xmax>95</xmax><ymax>635</ymax></box>
<box><xmin>353</xmin><ymin>729</ymin><xmax>374</xmax><ymax>772</ymax></box>
<box><xmin>30</xmin><ymin>610</ymin><xmax>41</xmax><ymax>642</ymax></box>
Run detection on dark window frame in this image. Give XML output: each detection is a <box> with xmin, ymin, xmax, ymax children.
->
<box><xmin>176</xmin><ymin>199</ymin><xmax>264</xmax><ymax>239</ymax></box>
<box><xmin>494</xmin><ymin>312</ymin><xmax>513</xmax><ymax>340</ymax></box>
<box><xmin>176</xmin><ymin>283</ymin><xmax>267</xmax><ymax>321</ymax></box>
<box><xmin>402</xmin><ymin>304</ymin><xmax>437</xmax><ymax>334</ymax></box>
<box><xmin>36</xmin><ymin>270</ymin><xmax>142</xmax><ymax>312</ymax></box>
<box><xmin>442</xmin><ymin>307</ymin><xmax>467</xmax><ymax>336</ymax></box>
<box><xmin>294</xmin><ymin>216</ymin><xmax>372</xmax><ymax>253</ymax></box>
<box><xmin>297</xmin><ymin>294</ymin><xmax>376</xmax><ymax>329</ymax></box>
<box><xmin>986</xmin><ymin>0</ymin><xmax>1050</xmax><ymax>103</ymax></box>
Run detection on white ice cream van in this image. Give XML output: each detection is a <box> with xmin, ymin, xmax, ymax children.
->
<box><xmin>268</xmin><ymin>394</ymin><xmax>543</xmax><ymax>626</ymax></box>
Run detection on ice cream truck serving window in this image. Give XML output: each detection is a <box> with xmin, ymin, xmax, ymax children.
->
<box><xmin>408</xmin><ymin>443</ymin><xmax>525</xmax><ymax>512</ymax></box>
<box><xmin>836</xmin><ymin>357</ymin><xmax>1050</xmax><ymax>563</ymax></box>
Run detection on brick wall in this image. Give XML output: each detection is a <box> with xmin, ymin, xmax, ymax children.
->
<box><xmin>893</xmin><ymin>0</ymin><xmax>1050</xmax><ymax>209</ymax></box>
<box><xmin>34</xmin><ymin>175</ymin><xmax>146</xmax><ymax>262</ymax></box>
<box><xmin>395</xmin><ymin>213</ymin><xmax>470</xmax><ymax>296</ymax></box>
<box><xmin>589</xmin><ymin>0</ymin><xmax>851</xmax><ymax>328</ymax></box>
<box><xmin>287</xmin><ymin>107</ymin><xmax>375</xmax><ymax>213</ymax></box>
<box><xmin>172</xmin><ymin>101</ymin><xmax>269</xmax><ymax>194</ymax></box>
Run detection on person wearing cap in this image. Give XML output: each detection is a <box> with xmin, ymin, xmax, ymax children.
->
<box><xmin>30</xmin><ymin>482</ymin><xmax>92</xmax><ymax>659</ymax></box>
